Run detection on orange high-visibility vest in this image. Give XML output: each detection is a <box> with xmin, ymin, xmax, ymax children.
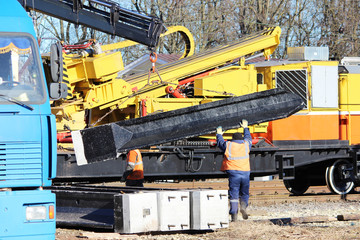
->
<box><xmin>221</xmin><ymin>141</ymin><xmax>250</xmax><ymax>171</ymax></box>
<box><xmin>127</xmin><ymin>149</ymin><xmax>144</xmax><ymax>180</ymax></box>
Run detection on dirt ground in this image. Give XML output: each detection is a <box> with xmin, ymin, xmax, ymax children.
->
<box><xmin>56</xmin><ymin>201</ymin><xmax>360</xmax><ymax>240</ymax></box>
<box><xmin>55</xmin><ymin>180</ymin><xmax>360</xmax><ymax>239</ymax></box>
<box><xmin>56</xmin><ymin>220</ymin><xmax>360</xmax><ymax>240</ymax></box>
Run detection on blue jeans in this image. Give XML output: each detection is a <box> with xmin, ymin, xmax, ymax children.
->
<box><xmin>226</xmin><ymin>170</ymin><xmax>250</xmax><ymax>214</ymax></box>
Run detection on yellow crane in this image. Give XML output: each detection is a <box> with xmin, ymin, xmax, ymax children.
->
<box><xmin>43</xmin><ymin>26</ymin><xmax>281</xmax><ymax>147</ymax></box>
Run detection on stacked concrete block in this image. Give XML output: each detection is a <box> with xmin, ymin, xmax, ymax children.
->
<box><xmin>115</xmin><ymin>189</ymin><xmax>229</xmax><ymax>233</ymax></box>
<box><xmin>114</xmin><ymin>192</ymin><xmax>158</xmax><ymax>233</ymax></box>
<box><xmin>157</xmin><ymin>191</ymin><xmax>190</xmax><ymax>231</ymax></box>
<box><xmin>190</xmin><ymin>190</ymin><xmax>229</xmax><ymax>230</ymax></box>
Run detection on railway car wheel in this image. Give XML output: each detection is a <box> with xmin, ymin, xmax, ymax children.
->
<box><xmin>283</xmin><ymin>179</ymin><xmax>309</xmax><ymax>195</ymax></box>
<box><xmin>325</xmin><ymin>159</ymin><xmax>354</xmax><ymax>195</ymax></box>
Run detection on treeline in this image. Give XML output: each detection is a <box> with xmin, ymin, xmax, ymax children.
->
<box><xmin>135</xmin><ymin>0</ymin><xmax>360</xmax><ymax>60</ymax></box>
<box><xmin>35</xmin><ymin>0</ymin><xmax>360</xmax><ymax>61</ymax></box>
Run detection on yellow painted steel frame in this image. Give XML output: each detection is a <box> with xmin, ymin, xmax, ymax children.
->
<box><xmin>339</xmin><ymin>71</ymin><xmax>360</xmax><ymax>144</ymax></box>
<box><xmin>97</xmin><ymin>26</ymin><xmax>282</xmax><ymax>110</ymax></box>
<box><xmin>194</xmin><ymin>65</ymin><xmax>257</xmax><ymax>97</ymax></box>
<box><xmin>87</xmin><ymin>27</ymin><xmax>281</xmax><ymax>112</ymax></box>
<box><xmin>50</xmin><ymin>26</ymin><xmax>282</xmax><ymax>133</ymax></box>
<box><xmin>125</xmin><ymin>27</ymin><xmax>281</xmax><ymax>87</ymax></box>
<box><xmin>159</xmin><ymin>26</ymin><xmax>195</xmax><ymax>59</ymax></box>
<box><xmin>56</xmin><ymin>25</ymin><xmax>196</xmax><ymax>114</ymax></box>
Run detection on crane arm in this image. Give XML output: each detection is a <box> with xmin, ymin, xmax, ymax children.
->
<box><xmin>17</xmin><ymin>0</ymin><xmax>165</xmax><ymax>49</ymax></box>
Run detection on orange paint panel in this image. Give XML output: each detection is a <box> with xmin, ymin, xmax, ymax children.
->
<box><xmin>272</xmin><ymin>115</ymin><xmax>310</xmax><ymax>140</ymax></box>
<box><xmin>272</xmin><ymin>114</ymin><xmax>339</xmax><ymax>141</ymax></box>
<box><xmin>348</xmin><ymin>115</ymin><xmax>360</xmax><ymax>145</ymax></box>
<box><xmin>310</xmin><ymin>115</ymin><xmax>339</xmax><ymax>140</ymax></box>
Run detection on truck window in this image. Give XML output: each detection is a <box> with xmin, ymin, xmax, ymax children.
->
<box><xmin>0</xmin><ymin>34</ymin><xmax>46</xmax><ymax>104</ymax></box>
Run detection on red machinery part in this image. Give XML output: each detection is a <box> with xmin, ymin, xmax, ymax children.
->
<box><xmin>57</xmin><ymin>132</ymin><xmax>73</xmax><ymax>143</ymax></box>
<box><xmin>141</xmin><ymin>99</ymin><xmax>147</xmax><ymax>116</ymax></box>
<box><xmin>165</xmin><ymin>86</ymin><xmax>185</xmax><ymax>98</ymax></box>
<box><xmin>177</xmin><ymin>70</ymin><xmax>214</xmax><ymax>86</ymax></box>
<box><xmin>62</xmin><ymin>40</ymin><xmax>94</xmax><ymax>50</ymax></box>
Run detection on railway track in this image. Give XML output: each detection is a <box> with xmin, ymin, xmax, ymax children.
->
<box><xmin>140</xmin><ymin>179</ymin><xmax>360</xmax><ymax>204</ymax></box>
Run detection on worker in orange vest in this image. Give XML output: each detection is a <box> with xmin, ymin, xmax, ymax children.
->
<box><xmin>216</xmin><ymin>119</ymin><xmax>252</xmax><ymax>222</ymax></box>
<box><xmin>121</xmin><ymin>149</ymin><xmax>144</xmax><ymax>187</ymax></box>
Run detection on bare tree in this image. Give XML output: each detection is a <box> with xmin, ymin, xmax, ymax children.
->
<box><xmin>33</xmin><ymin>0</ymin><xmax>360</xmax><ymax>61</ymax></box>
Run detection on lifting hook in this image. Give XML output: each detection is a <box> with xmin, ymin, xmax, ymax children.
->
<box><xmin>149</xmin><ymin>52</ymin><xmax>158</xmax><ymax>73</ymax></box>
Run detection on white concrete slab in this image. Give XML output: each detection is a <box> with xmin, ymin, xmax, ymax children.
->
<box><xmin>119</xmin><ymin>192</ymin><xmax>158</xmax><ymax>233</ymax></box>
<box><xmin>190</xmin><ymin>190</ymin><xmax>229</xmax><ymax>230</ymax></box>
<box><xmin>157</xmin><ymin>191</ymin><xmax>190</xmax><ymax>231</ymax></box>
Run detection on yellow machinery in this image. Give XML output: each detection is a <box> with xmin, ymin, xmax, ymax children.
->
<box><xmin>43</xmin><ymin>26</ymin><xmax>281</xmax><ymax>146</ymax></box>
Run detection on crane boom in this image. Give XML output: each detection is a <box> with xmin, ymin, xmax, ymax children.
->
<box><xmin>17</xmin><ymin>0</ymin><xmax>165</xmax><ymax>48</ymax></box>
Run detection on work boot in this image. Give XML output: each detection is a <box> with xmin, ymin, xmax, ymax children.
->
<box><xmin>240</xmin><ymin>201</ymin><xmax>248</xmax><ymax>220</ymax></box>
<box><xmin>231</xmin><ymin>213</ymin><xmax>238</xmax><ymax>222</ymax></box>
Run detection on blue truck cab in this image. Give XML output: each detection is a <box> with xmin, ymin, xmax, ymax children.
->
<box><xmin>0</xmin><ymin>1</ymin><xmax>57</xmax><ymax>239</ymax></box>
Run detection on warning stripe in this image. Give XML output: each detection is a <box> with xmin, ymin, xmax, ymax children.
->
<box><xmin>62</xmin><ymin>61</ymin><xmax>72</xmax><ymax>99</ymax></box>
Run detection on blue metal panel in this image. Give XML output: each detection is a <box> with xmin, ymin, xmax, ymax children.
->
<box><xmin>0</xmin><ymin>116</ymin><xmax>41</xmax><ymax>141</ymax></box>
<box><xmin>0</xmin><ymin>2</ymin><xmax>55</xmax><ymax>189</ymax></box>
<box><xmin>0</xmin><ymin>141</ymin><xmax>42</xmax><ymax>187</ymax></box>
<box><xmin>0</xmin><ymin>190</ymin><xmax>56</xmax><ymax>240</ymax></box>
<box><xmin>0</xmin><ymin>115</ymin><xmax>44</xmax><ymax>188</ymax></box>
<box><xmin>40</xmin><ymin>115</ymin><xmax>57</xmax><ymax>186</ymax></box>
<box><xmin>48</xmin><ymin>115</ymin><xmax>57</xmax><ymax>179</ymax></box>
<box><xmin>0</xmin><ymin>2</ymin><xmax>37</xmax><ymax>36</ymax></box>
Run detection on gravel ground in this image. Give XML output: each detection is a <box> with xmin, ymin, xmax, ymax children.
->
<box><xmin>249</xmin><ymin>200</ymin><xmax>359</xmax><ymax>220</ymax></box>
<box><xmin>56</xmin><ymin>199</ymin><xmax>360</xmax><ymax>239</ymax></box>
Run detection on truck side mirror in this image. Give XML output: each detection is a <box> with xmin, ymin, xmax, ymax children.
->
<box><xmin>50</xmin><ymin>42</ymin><xmax>63</xmax><ymax>83</ymax></box>
<box><xmin>49</xmin><ymin>82</ymin><xmax>68</xmax><ymax>100</ymax></box>
<box><xmin>48</xmin><ymin>42</ymin><xmax>68</xmax><ymax>100</ymax></box>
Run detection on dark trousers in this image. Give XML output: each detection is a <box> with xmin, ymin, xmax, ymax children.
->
<box><xmin>226</xmin><ymin>170</ymin><xmax>250</xmax><ymax>214</ymax></box>
<box><xmin>125</xmin><ymin>179</ymin><xmax>144</xmax><ymax>187</ymax></box>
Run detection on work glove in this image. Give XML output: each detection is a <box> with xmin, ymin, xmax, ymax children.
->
<box><xmin>216</xmin><ymin>126</ymin><xmax>224</xmax><ymax>135</ymax></box>
<box><xmin>121</xmin><ymin>170</ymin><xmax>132</xmax><ymax>182</ymax></box>
<box><xmin>240</xmin><ymin>119</ymin><xmax>248</xmax><ymax>128</ymax></box>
